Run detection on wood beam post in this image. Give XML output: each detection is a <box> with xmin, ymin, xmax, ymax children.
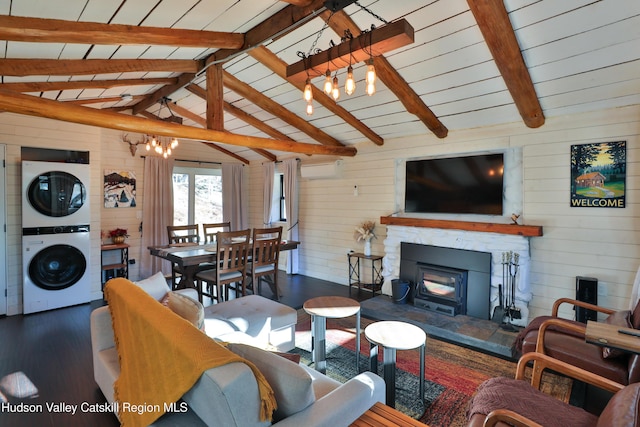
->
<box><xmin>206</xmin><ymin>64</ymin><xmax>224</xmax><ymax>131</ymax></box>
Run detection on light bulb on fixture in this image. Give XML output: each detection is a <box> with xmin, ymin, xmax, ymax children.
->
<box><xmin>306</xmin><ymin>101</ymin><xmax>313</xmax><ymax>116</ymax></box>
<box><xmin>323</xmin><ymin>70</ymin><xmax>332</xmax><ymax>95</ymax></box>
<box><xmin>171</xmin><ymin>138</ymin><xmax>179</xmax><ymax>149</ymax></box>
<box><xmin>344</xmin><ymin>65</ymin><xmax>356</xmax><ymax>96</ymax></box>
<box><xmin>365</xmin><ymin>58</ymin><xmax>376</xmax><ymax>96</ymax></box>
<box><xmin>303</xmin><ymin>78</ymin><xmax>313</xmax><ymax>102</ymax></box>
<box><xmin>331</xmin><ymin>75</ymin><xmax>340</xmax><ymax>101</ymax></box>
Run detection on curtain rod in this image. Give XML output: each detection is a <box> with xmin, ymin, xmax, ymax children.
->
<box><xmin>141</xmin><ymin>156</ymin><xmax>221</xmax><ymax>165</ymax></box>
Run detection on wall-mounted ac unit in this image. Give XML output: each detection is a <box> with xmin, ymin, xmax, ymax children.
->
<box><xmin>300</xmin><ymin>160</ymin><xmax>343</xmax><ymax>179</ymax></box>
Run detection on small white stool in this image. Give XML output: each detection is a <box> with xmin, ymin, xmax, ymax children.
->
<box><xmin>365</xmin><ymin>320</ymin><xmax>426</xmax><ymax>409</ymax></box>
<box><xmin>303</xmin><ymin>296</ymin><xmax>361</xmax><ymax>374</ymax></box>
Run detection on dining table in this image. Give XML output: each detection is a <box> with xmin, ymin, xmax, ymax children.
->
<box><xmin>149</xmin><ymin>240</ymin><xmax>300</xmax><ymax>290</ymax></box>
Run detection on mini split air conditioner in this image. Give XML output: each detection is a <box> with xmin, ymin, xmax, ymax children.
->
<box><xmin>300</xmin><ymin>160</ymin><xmax>343</xmax><ymax>179</ymax></box>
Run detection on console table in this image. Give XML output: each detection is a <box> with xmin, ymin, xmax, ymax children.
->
<box><xmin>348</xmin><ymin>252</ymin><xmax>383</xmax><ymax>297</ymax></box>
<box><xmin>101</xmin><ymin>243</ymin><xmax>129</xmax><ymax>288</ymax></box>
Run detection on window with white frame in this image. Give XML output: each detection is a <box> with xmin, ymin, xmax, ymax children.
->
<box><xmin>270</xmin><ymin>172</ymin><xmax>286</xmax><ymax>223</ymax></box>
<box><xmin>173</xmin><ymin>165</ymin><xmax>223</xmax><ymax>235</ymax></box>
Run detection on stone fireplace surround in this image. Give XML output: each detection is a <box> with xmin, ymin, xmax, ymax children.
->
<box><xmin>380</xmin><ymin>217</ymin><xmax>542</xmax><ymax>327</ymax></box>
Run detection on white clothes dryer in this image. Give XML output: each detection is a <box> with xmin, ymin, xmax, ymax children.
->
<box><xmin>22</xmin><ymin>160</ymin><xmax>90</xmax><ymax>228</ymax></box>
<box><xmin>22</xmin><ymin>225</ymin><xmax>91</xmax><ymax>314</ymax></box>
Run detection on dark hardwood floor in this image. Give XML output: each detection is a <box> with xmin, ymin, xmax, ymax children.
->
<box><xmin>0</xmin><ymin>273</ymin><xmax>372</xmax><ymax>427</ymax></box>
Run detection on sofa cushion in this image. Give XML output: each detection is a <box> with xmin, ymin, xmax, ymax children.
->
<box><xmin>602</xmin><ymin>310</ymin><xmax>633</xmax><ymax>359</ymax></box>
<box><xmin>227</xmin><ymin>343</ymin><xmax>315</xmax><ymax>421</ymax></box>
<box><xmin>162</xmin><ymin>292</ymin><xmax>205</xmax><ymax>330</ymax></box>
<box><xmin>134</xmin><ymin>271</ymin><xmax>171</xmax><ymax>301</ymax></box>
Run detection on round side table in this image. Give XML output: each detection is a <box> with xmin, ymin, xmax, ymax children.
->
<box><xmin>364</xmin><ymin>320</ymin><xmax>426</xmax><ymax>409</ymax></box>
<box><xmin>303</xmin><ymin>296</ymin><xmax>361</xmax><ymax>374</ymax></box>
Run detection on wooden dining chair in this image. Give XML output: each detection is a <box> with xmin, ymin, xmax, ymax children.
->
<box><xmin>202</xmin><ymin>222</ymin><xmax>231</xmax><ymax>244</ymax></box>
<box><xmin>167</xmin><ymin>224</ymin><xmax>200</xmax><ymax>289</ymax></box>
<box><xmin>195</xmin><ymin>229</ymin><xmax>251</xmax><ymax>303</ymax></box>
<box><xmin>246</xmin><ymin>226</ymin><xmax>283</xmax><ymax>301</ymax></box>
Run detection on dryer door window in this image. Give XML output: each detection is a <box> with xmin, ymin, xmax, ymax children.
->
<box><xmin>28</xmin><ymin>244</ymin><xmax>87</xmax><ymax>290</ymax></box>
<box><xmin>26</xmin><ymin>171</ymin><xmax>87</xmax><ymax>217</ymax></box>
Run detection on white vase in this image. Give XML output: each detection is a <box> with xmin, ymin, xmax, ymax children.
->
<box><xmin>364</xmin><ymin>239</ymin><xmax>372</xmax><ymax>256</ymax></box>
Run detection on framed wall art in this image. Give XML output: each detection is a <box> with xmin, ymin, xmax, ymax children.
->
<box><xmin>104</xmin><ymin>170</ymin><xmax>137</xmax><ymax>208</ymax></box>
<box><xmin>570</xmin><ymin>141</ymin><xmax>625</xmax><ymax>208</ymax></box>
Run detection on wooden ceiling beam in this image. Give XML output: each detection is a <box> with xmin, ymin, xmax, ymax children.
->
<box><xmin>285</xmin><ymin>19</ymin><xmax>414</xmax><ymax>82</ymax></box>
<box><xmin>248</xmin><ymin>45</ymin><xmax>384</xmax><ymax>146</ymax></box>
<box><xmin>132</xmin><ymin>74</ymin><xmax>196</xmax><ymax>115</ymax></box>
<box><xmin>223</xmin><ymin>71</ymin><xmax>344</xmax><ymax>147</ymax></box>
<box><xmin>321</xmin><ymin>11</ymin><xmax>448</xmax><ymax>139</ymax></box>
<box><xmin>63</xmin><ymin>95</ymin><xmax>145</xmax><ymax>105</ymax></box>
<box><xmin>0</xmin><ymin>59</ymin><xmax>199</xmax><ymax>77</ymax></box>
<box><xmin>0</xmin><ymin>15</ymin><xmax>244</xmax><ymax>49</ymax></box>
<box><xmin>211</xmin><ymin>0</ymin><xmax>326</xmax><ymax>64</ymax></box>
<box><xmin>167</xmin><ymin>98</ymin><xmax>276</xmax><ymax>162</ymax></box>
<box><xmin>0</xmin><ymin>78</ymin><xmax>177</xmax><ymax>93</ymax></box>
<box><xmin>467</xmin><ymin>0</ymin><xmax>544</xmax><ymax>128</ymax></box>
<box><xmin>278</xmin><ymin>0</ymin><xmax>315</xmax><ymax>6</ymax></box>
<box><xmin>206</xmin><ymin>64</ymin><xmax>224</xmax><ymax>131</ymax></box>
<box><xmin>187</xmin><ymin>83</ymin><xmax>295</xmax><ymax>150</ymax></box>
<box><xmin>0</xmin><ymin>89</ymin><xmax>355</xmax><ymax>156</ymax></box>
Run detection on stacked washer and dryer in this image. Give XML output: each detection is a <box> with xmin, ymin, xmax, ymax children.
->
<box><xmin>22</xmin><ymin>160</ymin><xmax>91</xmax><ymax>314</ymax></box>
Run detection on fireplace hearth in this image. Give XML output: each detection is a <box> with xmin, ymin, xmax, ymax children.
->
<box><xmin>413</xmin><ymin>263</ymin><xmax>468</xmax><ymax>316</ymax></box>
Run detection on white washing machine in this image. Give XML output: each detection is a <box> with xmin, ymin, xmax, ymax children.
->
<box><xmin>22</xmin><ymin>160</ymin><xmax>90</xmax><ymax>227</ymax></box>
<box><xmin>22</xmin><ymin>225</ymin><xmax>91</xmax><ymax>314</ymax></box>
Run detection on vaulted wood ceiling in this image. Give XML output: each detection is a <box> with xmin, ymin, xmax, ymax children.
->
<box><xmin>0</xmin><ymin>0</ymin><xmax>638</xmax><ymax>163</ymax></box>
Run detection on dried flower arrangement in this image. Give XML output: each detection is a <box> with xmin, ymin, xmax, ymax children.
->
<box><xmin>354</xmin><ymin>220</ymin><xmax>376</xmax><ymax>242</ymax></box>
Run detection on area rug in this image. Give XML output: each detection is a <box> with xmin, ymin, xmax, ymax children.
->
<box><xmin>293</xmin><ymin>310</ymin><xmax>572</xmax><ymax>426</ymax></box>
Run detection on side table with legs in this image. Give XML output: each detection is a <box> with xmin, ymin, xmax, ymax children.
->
<box><xmin>303</xmin><ymin>296</ymin><xmax>361</xmax><ymax>374</ymax></box>
<box><xmin>364</xmin><ymin>320</ymin><xmax>426</xmax><ymax>409</ymax></box>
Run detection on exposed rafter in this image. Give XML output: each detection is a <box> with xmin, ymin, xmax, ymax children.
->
<box><xmin>0</xmin><ymin>15</ymin><xmax>244</xmax><ymax>49</ymax></box>
<box><xmin>0</xmin><ymin>59</ymin><xmax>200</xmax><ymax>77</ymax></box>
<box><xmin>0</xmin><ymin>78</ymin><xmax>177</xmax><ymax>93</ymax></box>
<box><xmin>0</xmin><ymin>89</ymin><xmax>356</xmax><ymax>157</ymax></box>
<box><xmin>248</xmin><ymin>46</ymin><xmax>383</xmax><ymax>146</ymax></box>
<box><xmin>223</xmin><ymin>71</ymin><xmax>344</xmax><ymax>147</ymax></box>
<box><xmin>467</xmin><ymin>0</ymin><xmax>544</xmax><ymax>128</ymax></box>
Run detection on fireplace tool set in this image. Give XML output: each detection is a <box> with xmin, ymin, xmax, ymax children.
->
<box><xmin>493</xmin><ymin>251</ymin><xmax>521</xmax><ymax>329</ymax></box>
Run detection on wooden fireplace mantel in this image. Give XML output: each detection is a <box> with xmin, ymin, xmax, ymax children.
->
<box><xmin>380</xmin><ymin>216</ymin><xmax>543</xmax><ymax>237</ymax></box>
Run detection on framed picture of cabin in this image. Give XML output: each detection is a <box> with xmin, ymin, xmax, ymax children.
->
<box><xmin>570</xmin><ymin>141</ymin><xmax>625</xmax><ymax>208</ymax></box>
<box><xmin>104</xmin><ymin>170</ymin><xmax>137</xmax><ymax>208</ymax></box>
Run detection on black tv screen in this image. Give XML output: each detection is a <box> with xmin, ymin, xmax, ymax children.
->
<box><xmin>405</xmin><ymin>153</ymin><xmax>504</xmax><ymax>215</ymax></box>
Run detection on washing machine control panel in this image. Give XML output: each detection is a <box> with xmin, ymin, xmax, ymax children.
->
<box><xmin>23</xmin><ymin>224</ymin><xmax>90</xmax><ymax>235</ymax></box>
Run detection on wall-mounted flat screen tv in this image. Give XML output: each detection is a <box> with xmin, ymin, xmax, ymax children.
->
<box><xmin>405</xmin><ymin>153</ymin><xmax>504</xmax><ymax>215</ymax></box>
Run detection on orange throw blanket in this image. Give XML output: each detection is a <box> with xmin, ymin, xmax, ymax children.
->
<box><xmin>104</xmin><ymin>278</ymin><xmax>276</xmax><ymax>427</ymax></box>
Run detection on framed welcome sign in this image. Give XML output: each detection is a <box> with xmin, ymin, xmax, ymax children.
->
<box><xmin>570</xmin><ymin>141</ymin><xmax>626</xmax><ymax>208</ymax></box>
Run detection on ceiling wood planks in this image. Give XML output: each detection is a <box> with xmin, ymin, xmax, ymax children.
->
<box><xmin>0</xmin><ymin>1</ymin><xmax>633</xmax><ymax>161</ymax></box>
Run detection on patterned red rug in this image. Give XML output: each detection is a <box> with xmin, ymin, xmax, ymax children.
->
<box><xmin>294</xmin><ymin>310</ymin><xmax>572</xmax><ymax>426</ymax></box>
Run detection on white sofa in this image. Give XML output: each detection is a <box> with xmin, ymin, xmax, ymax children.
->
<box><xmin>91</xmin><ymin>276</ymin><xmax>385</xmax><ymax>426</ymax></box>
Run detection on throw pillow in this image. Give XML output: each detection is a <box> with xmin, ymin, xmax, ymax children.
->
<box><xmin>227</xmin><ymin>343</ymin><xmax>314</xmax><ymax>421</ymax></box>
<box><xmin>162</xmin><ymin>291</ymin><xmax>205</xmax><ymax>330</ymax></box>
<box><xmin>134</xmin><ymin>271</ymin><xmax>171</xmax><ymax>301</ymax></box>
<box><xmin>602</xmin><ymin>310</ymin><xmax>633</xmax><ymax>359</ymax></box>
